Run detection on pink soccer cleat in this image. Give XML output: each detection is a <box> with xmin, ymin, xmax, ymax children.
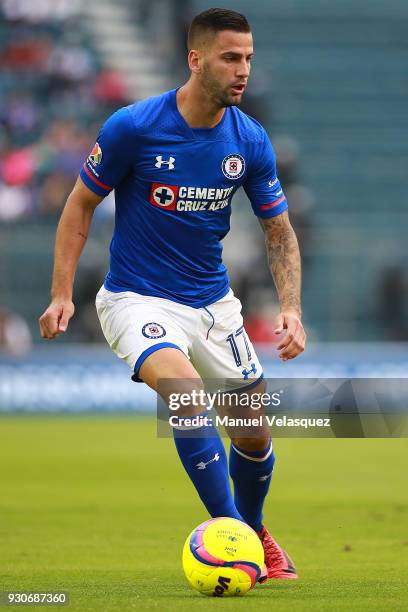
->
<box><xmin>257</xmin><ymin>526</ymin><xmax>298</xmax><ymax>581</ymax></box>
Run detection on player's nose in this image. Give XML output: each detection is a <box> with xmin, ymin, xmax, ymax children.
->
<box><xmin>236</xmin><ymin>61</ymin><xmax>250</xmax><ymax>78</ymax></box>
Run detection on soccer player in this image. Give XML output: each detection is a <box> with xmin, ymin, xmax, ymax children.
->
<box><xmin>39</xmin><ymin>8</ymin><xmax>306</xmax><ymax>582</ymax></box>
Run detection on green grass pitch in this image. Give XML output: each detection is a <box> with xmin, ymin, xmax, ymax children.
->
<box><xmin>0</xmin><ymin>416</ymin><xmax>407</xmax><ymax>611</ymax></box>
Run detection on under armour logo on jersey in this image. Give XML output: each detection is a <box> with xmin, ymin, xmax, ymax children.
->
<box><xmin>155</xmin><ymin>155</ymin><xmax>175</xmax><ymax>170</ymax></box>
<box><xmin>196</xmin><ymin>452</ymin><xmax>220</xmax><ymax>470</ymax></box>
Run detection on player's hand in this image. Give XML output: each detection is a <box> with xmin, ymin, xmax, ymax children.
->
<box><xmin>39</xmin><ymin>299</ymin><xmax>75</xmax><ymax>339</ymax></box>
<box><xmin>274</xmin><ymin>310</ymin><xmax>306</xmax><ymax>361</ymax></box>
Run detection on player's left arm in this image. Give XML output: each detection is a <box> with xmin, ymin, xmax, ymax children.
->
<box><xmin>258</xmin><ymin>210</ymin><xmax>306</xmax><ymax>361</ymax></box>
<box><xmin>244</xmin><ymin>126</ymin><xmax>306</xmax><ymax>361</ymax></box>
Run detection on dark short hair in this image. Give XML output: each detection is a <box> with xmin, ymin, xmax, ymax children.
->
<box><xmin>188</xmin><ymin>8</ymin><xmax>251</xmax><ymax>50</ymax></box>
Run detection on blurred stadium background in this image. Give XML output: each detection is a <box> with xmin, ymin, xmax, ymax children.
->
<box><xmin>0</xmin><ymin>0</ymin><xmax>407</xmax><ymax>412</ymax></box>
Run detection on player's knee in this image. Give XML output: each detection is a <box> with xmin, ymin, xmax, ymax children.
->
<box><xmin>231</xmin><ymin>435</ymin><xmax>271</xmax><ymax>453</ymax></box>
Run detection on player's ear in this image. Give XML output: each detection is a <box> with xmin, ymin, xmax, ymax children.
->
<box><xmin>188</xmin><ymin>49</ymin><xmax>202</xmax><ymax>74</ymax></box>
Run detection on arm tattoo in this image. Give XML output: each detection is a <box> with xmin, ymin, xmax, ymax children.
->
<box><xmin>77</xmin><ymin>231</ymin><xmax>88</xmax><ymax>240</ymax></box>
<box><xmin>259</xmin><ymin>211</ymin><xmax>302</xmax><ymax>315</ymax></box>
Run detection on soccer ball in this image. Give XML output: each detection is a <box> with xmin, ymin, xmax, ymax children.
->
<box><xmin>182</xmin><ymin>517</ymin><xmax>264</xmax><ymax>597</ymax></box>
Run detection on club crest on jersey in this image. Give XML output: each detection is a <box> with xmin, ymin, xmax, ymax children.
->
<box><xmin>88</xmin><ymin>142</ymin><xmax>102</xmax><ymax>166</ymax></box>
<box><xmin>142</xmin><ymin>322</ymin><xmax>166</xmax><ymax>339</ymax></box>
<box><xmin>221</xmin><ymin>154</ymin><xmax>245</xmax><ymax>180</ymax></box>
<box><xmin>149</xmin><ymin>183</ymin><xmax>178</xmax><ymax>210</ymax></box>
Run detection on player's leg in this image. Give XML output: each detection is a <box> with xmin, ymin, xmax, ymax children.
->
<box><xmin>94</xmin><ymin>286</ymin><xmax>242</xmax><ymax>521</ymax></box>
<box><xmin>190</xmin><ymin>290</ymin><xmax>297</xmax><ymax>579</ymax></box>
<box><xmin>139</xmin><ymin>348</ymin><xmax>243</xmax><ymax>521</ymax></box>
<box><xmin>190</xmin><ymin>292</ymin><xmax>273</xmax><ymax>529</ymax></box>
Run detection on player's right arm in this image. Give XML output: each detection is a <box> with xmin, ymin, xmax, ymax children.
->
<box><xmin>39</xmin><ymin>106</ymin><xmax>135</xmax><ymax>340</ymax></box>
<box><xmin>39</xmin><ymin>178</ymin><xmax>103</xmax><ymax>339</ymax></box>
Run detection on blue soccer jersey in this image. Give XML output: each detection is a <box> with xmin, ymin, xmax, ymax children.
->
<box><xmin>80</xmin><ymin>88</ymin><xmax>288</xmax><ymax>308</ymax></box>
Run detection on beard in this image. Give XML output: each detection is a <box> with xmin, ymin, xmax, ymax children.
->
<box><xmin>201</xmin><ymin>63</ymin><xmax>241</xmax><ymax>108</ymax></box>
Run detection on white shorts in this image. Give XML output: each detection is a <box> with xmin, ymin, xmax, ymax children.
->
<box><xmin>95</xmin><ymin>286</ymin><xmax>263</xmax><ymax>391</ymax></box>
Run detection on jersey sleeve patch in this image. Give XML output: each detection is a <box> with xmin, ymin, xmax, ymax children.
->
<box><xmin>79</xmin><ymin>106</ymin><xmax>134</xmax><ymax>197</ymax></box>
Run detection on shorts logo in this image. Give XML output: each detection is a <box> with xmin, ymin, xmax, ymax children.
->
<box><xmin>88</xmin><ymin>142</ymin><xmax>102</xmax><ymax>166</ymax></box>
<box><xmin>149</xmin><ymin>183</ymin><xmax>179</xmax><ymax>210</ymax></box>
<box><xmin>142</xmin><ymin>322</ymin><xmax>166</xmax><ymax>339</ymax></box>
<box><xmin>221</xmin><ymin>154</ymin><xmax>245</xmax><ymax>180</ymax></box>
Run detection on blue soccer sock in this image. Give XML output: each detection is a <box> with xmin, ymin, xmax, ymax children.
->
<box><xmin>173</xmin><ymin>414</ymin><xmax>243</xmax><ymax>521</ymax></box>
<box><xmin>229</xmin><ymin>440</ymin><xmax>275</xmax><ymax>533</ymax></box>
